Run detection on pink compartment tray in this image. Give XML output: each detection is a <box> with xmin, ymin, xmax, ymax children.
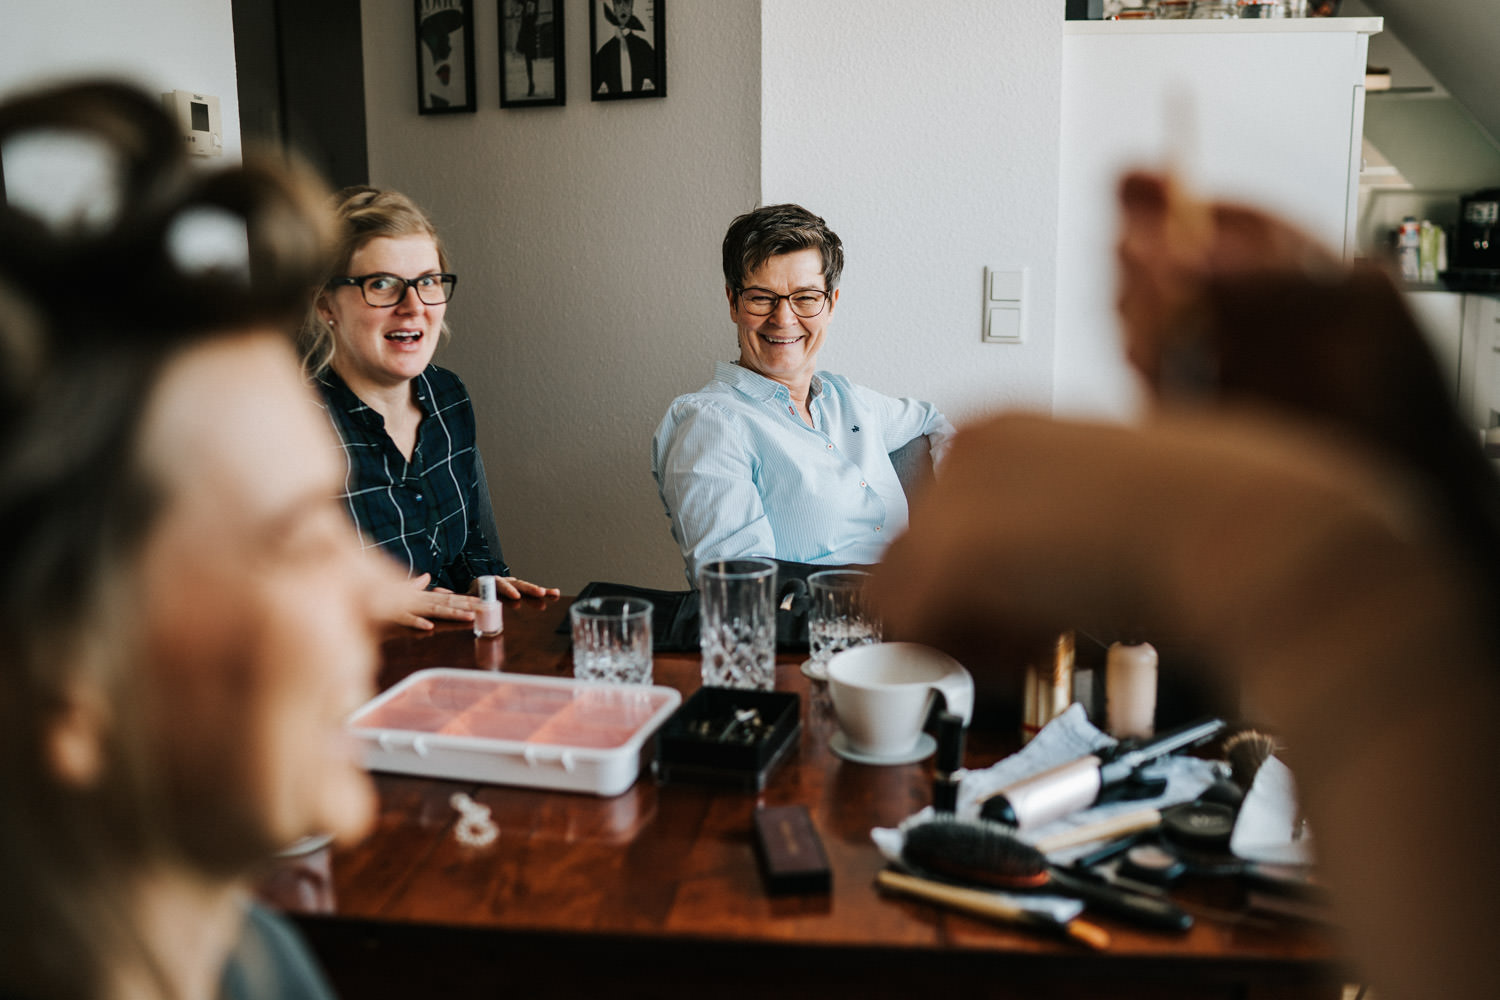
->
<box><xmin>347</xmin><ymin>668</ymin><xmax>681</xmax><ymax>796</ymax></box>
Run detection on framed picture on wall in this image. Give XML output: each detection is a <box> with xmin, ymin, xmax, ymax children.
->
<box><xmin>500</xmin><ymin>0</ymin><xmax>565</xmax><ymax>107</ymax></box>
<box><xmin>416</xmin><ymin>0</ymin><xmax>477</xmax><ymax>114</ymax></box>
<box><xmin>589</xmin><ymin>0</ymin><xmax>666</xmax><ymax>101</ymax></box>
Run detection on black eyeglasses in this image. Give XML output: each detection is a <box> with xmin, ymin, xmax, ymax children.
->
<box><xmin>736</xmin><ymin>287</ymin><xmax>829</xmax><ymax>318</ymax></box>
<box><xmin>329</xmin><ymin>272</ymin><xmax>458</xmax><ymax>307</ymax></box>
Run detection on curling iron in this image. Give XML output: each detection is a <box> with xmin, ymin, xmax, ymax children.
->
<box><xmin>979</xmin><ymin>718</ymin><xmax>1225</xmax><ymax>830</ymax></box>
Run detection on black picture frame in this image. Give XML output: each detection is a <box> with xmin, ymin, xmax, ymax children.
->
<box><xmin>589</xmin><ymin>0</ymin><xmax>666</xmax><ymax>102</ymax></box>
<box><xmin>500</xmin><ymin>0</ymin><xmax>566</xmax><ymax>108</ymax></box>
<box><xmin>416</xmin><ymin>0</ymin><xmax>477</xmax><ymax>115</ymax></box>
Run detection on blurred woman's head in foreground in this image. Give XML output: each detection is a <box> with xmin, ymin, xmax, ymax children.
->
<box><xmin>0</xmin><ymin>79</ymin><xmax>393</xmax><ymax>1000</ymax></box>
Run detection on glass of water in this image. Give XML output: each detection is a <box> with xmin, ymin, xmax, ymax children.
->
<box><xmin>696</xmin><ymin>558</ymin><xmax>777</xmax><ymax>690</ymax></box>
<box><xmin>804</xmin><ymin>570</ymin><xmax>882</xmax><ymax>681</ymax></box>
<box><xmin>570</xmin><ymin>597</ymin><xmax>654</xmax><ymax>685</ymax></box>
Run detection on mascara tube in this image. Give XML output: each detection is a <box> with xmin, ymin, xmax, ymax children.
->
<box><xmin>933</xmin><ymin>711</ymin><xmax>967</xmax><ymax>813</ymax></box>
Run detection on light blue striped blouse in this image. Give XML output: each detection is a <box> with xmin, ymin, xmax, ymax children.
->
<box><xmin>652</xmin><ymin>361</ymin><xmax>954</xmax><ymax>583</ymax></box>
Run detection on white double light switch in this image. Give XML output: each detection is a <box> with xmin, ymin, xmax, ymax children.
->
<box><xmin>983</xmin><ymin>266</ymin><xmax>1026</xmax><ymax>344</ymax></box>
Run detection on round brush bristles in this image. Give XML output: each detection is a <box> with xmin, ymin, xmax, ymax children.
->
<box><xmin>1223</xmin><ymin>729</ymin><xmax>1279</xmax><ymax>792</ymax></box>
<box><xmin>902</xmin><ymin>817</ymin><xmax>1049</xmax><ymax>890</ymax></box>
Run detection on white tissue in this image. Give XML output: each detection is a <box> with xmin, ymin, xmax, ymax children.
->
<box><xmin>1230</xmin><ymin>754</ymin><xmax>1315</xmax><ymax>865</ymax></box>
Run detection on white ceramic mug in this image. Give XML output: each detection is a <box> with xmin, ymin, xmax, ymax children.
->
<box><xmin>827</xmin><ymin>643</ymin><xmax>974</xmax><ymax>759</ymax></box>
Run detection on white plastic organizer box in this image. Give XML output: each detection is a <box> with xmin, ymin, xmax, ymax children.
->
<box><xmin>347</xmin><ymin>668</ymin><xmax>681</xmax><ymax>797</ymax></box>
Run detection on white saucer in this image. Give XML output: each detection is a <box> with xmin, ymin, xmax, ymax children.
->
<box><xmin>829</xmin><ymin>731</ymin><xmax>936</xmax><ymax>766</ymax></box>
<box><xmin>800</xmin><ymin>658</ymin><xmax>829</xmax><ymax>681</ymax></box>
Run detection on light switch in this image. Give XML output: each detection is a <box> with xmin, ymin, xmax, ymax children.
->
<box><xmin>988</xmin><ymin>268</ymin><xmax>1026</xmax><ymax>302</ymax></box>
<box><xmin>983</xmin><ymin>266</ymin><xmax>1026</xmax><ymax>344</ymax></box>
<box><xmin>985</xmin><ymin>305</ymin><xmax>1023</xmax><ymax>344</ymax></box>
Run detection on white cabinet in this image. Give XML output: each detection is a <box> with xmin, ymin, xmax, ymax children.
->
<box><xmin>1053</xmin><ymin>19</ymin><xmax>1382</xmax><ymax>420</ymax></box>
<box><xmin>1406</xmin><ymin>289</ymin><xmax>1464</xmax><ymax>398</ymax></box>
<box><xmin>1459</xmin><ymin>294</ymin><xmax>1500</xmax><ymax>436</ymax></box>
<box><xmin>1405</xmin><ymin>290</ymin><xmax>1500</xmax><ymax>439</ymax></box>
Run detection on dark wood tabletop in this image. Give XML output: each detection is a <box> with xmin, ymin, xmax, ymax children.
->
<box><xmin>267</xmin><ymin>596</ymin><xmax>1346</xmax><ymax>1000</ymax></box>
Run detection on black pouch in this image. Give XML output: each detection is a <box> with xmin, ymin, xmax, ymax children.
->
<box><xmin>560</xmin><ymin>581</ymin><xmax>701</xmax><ymax>652</ymax></box>
<box><xmin>558</xmin><ymin>560</ymin><xmax>869</xmax><ymax>654</ymax></box>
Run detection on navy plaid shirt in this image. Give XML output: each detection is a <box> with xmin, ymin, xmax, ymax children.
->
<box><xmin>314</xmin><ymin>365</ymin><xmax>507</xmax><ymax>591</ymax></box>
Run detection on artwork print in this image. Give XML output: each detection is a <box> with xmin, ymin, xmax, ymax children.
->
<box><xmin>417</xmin><ymin>0</ymin><xmax>477</xmax><ymax>114</ymax></box>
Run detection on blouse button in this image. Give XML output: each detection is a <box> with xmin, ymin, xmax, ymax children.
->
<box><xmin>874</xmin><ymin>525</ymin><xmax>882</xmax><ymax>533</ymax></box>
<box><xmin>859</xmin><ymin>481</ymin><xmax>867</xmax><ymax>488</ymax></box>
<box><xmin>413</xmin><ymin>493</ymin><xmax>424</xmax><ymax>503</ymax></box>
<box><xmin>826</xmin><ymin>443</ymin><xmax>834</xmax><ymax>450</ymax></box>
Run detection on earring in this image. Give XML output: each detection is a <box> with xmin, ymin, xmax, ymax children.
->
<box><xmin>450</xmin><ymin>792</ymin><xmax>498</xmax><ymax>848</ymax></box>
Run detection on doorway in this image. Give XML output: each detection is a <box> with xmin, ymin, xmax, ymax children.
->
<box><xmin>232</xmin><ymin>0</ymin><xmax>368</xmax><ymax>190</ymax></box>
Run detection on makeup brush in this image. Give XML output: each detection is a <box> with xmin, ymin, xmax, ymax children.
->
<box><xmin>903</xmin><ymin>817</ymin><xmax>1193</xmax><ymax>932</ymax></box>
<box><xmin>876</xmin><ymin>870</ymin><xmax>1111</xmax><ymax>950</ymax></box>
<box><xmin>1223</xmin><ymin>729</ymin><xmax>1279</xmax><ymax>793</ymax></box>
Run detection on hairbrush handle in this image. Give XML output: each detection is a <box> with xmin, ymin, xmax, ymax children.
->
<box><xmin>1047</xmin><ymin>869</ymin><xmax>1193</xmax><ymax>932</ymax></box>
<box><xmin>1032</xmin><ymin>807</ymin><xmax>1163</xmax><ymax>855</ymax></box>
<box><xmin>876</xmin><ymin>870</ymin><xmax>1111</xmax><ymax>950</ymax></box>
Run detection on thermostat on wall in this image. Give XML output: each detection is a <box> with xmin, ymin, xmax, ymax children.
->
<box><xmin>162</xmin><ymin>90</ymin><xmax>223</xmax><ymax>157</ymax></box>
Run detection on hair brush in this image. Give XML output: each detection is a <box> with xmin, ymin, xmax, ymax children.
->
<box><xmin>876</xmin><ymin>869</ymin><xmax>1110</xmax><ymax>950</ymax></box>
<box><xmin>902</xmin><ymin>817</ymin><xmax>1192</xmax><ymax>932</ymax></box>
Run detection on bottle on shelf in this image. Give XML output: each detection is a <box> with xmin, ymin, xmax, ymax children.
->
<box><xmin>1397</xmin><ymin>216</ymin><xmax>1422</xmax><ymax>283</ymax></box>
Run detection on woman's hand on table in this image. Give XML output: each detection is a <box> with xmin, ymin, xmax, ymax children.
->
<box><xmin>378</xmin><ymin>573</ymin><xmax>559</xmax><ymax>630</ymax></box>
<box><xmin>484</xmin><ymin>576</ymin><xmax>561</xmax><ymax>600</ymax></box>
<box><xmin>381</xmin><ymin>573</ymin><xmax>482</xmax><ymax>631</ymax></box>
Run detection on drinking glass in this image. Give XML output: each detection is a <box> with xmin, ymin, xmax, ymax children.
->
<box><xmin>570</xmin><ymin>596</ymin><xmax>654</xmax><ymax>685</ymax></box>
<box><xmin>1236</xmin><ymin>0</ymin><xmax>1285</xmax><ymax>16</ymax></box>
<box><xmin>1103</xmin><ymin>0</ymin><xmax>1156</xmax><ymax>18</ymax></box>
<box><xmin>697</xmin><ymin>558</ymin><xmax>777</xmax><ymax>690</ymax></box>
<box><xmin>804</xmin><ymin>570</ymin><xmax>881</xmax><ymax>682</ymax></box>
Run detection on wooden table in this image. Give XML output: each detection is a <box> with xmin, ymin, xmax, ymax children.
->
<box><xmin>270</xmin><ymin>597</ymin><xmax>1346</xmax><ymax>999</ymax></box>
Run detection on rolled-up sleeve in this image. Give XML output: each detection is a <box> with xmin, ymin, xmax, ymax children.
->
<box><xmin>871</xmin><ymin>391</ymin><xmax>956</xmax><ymax>470</ymax></box>
<box><xmin>652</xmin><ymin>400</ymin><xmax>777</xmax><ymax>583</ymax></box>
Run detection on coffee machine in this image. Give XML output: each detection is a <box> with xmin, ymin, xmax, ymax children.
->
<box><xmin>1438</xmin><ymin>189</ymin><xmax>1500</xmax><ymax>290</ymax></box>
<box><xmin>1455</xmin><ymin>189</ymin><xmax>1500</xmax><ymax>269</ymax></box>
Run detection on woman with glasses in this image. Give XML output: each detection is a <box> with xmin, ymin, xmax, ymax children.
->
<box><xmin>303</xmin><ymin>187</ymin><xmax>557</xmax><ymax>630</ymax></box>
<box><xmin>652</xmin><ymin>203</ymin><xmax>955</xmax><ymax>583</ymax></box>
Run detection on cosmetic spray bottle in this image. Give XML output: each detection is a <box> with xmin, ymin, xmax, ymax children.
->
<box><xmin>474</xmin><ymin>575</ymin><xmax>504</xmax><ymax>638</ymax></box>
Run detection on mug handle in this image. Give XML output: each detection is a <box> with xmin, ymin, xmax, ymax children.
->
<box><xmin>929</xmin><ymin>666</ymin><xmax>974</xmax><ymax>725</ymax></box>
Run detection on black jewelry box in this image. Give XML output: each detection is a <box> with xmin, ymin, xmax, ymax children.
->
<box><xmin>653</xmin><ymin>687</ymin><xmax>800</xmax><ymax>791</ymax></box>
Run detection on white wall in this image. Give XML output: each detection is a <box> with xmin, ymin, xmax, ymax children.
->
<box><xmin>761</xmin><ymin>0</ymin><xmax>1064</xmax><ymax>424</ymax></box>
<box><xmin>361</xmin><ymin>0</ymin><xmax>760</xmax><ymax>592</ymax></box>
<box><xmin>362</xmin><ymin>1</ymin><xmax>1065</xmax><ymax>592</ymax></box>
<box><xmin>0</xmin><ymin>0</ymin><xmax>241</xmax><ymax>162</ymax></box>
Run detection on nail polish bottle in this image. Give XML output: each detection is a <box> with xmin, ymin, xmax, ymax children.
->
<box><xmin>474</xmin><ymin>575</ymin><xmax>503</xmax><ymax>638</ymax></box>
